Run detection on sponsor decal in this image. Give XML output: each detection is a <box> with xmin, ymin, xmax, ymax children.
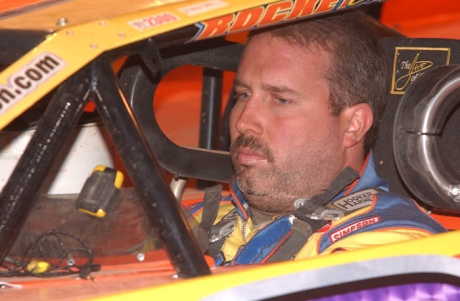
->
<box><xmin>391</xmin><ymin>47</ymin><xmax>451</xmax><ymax>95</ymax></box>
<box><xmin>128</xmin><ymin>12</ymin><xmax>180</xmax><ymax>31</ymax></box>
<box><xmin>192</xmin><ymin>0</ymin><xmax>371</xmax><ymax>41</ymax></box>
<box><xmin>330</xmin><ymin>216</ymin><xmax>380</xmax><ymax>242</ymax></box>
<box><xmin>0</xmin><ymin>53</ymin><xmax>65</xmax><ymax>114</ymax></box>
<box><xmin>331</xmin><ymin>188</ymin><xmax>377</xmax><ymax>212</ymax></box>
<box><xmin>178</xmin><ymin>0</ymin><xmax>228</xmax><ymax>16</ymax></box>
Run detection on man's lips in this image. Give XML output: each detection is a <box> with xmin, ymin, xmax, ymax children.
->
<box><xmin>235</xmin><ymin>148</ymin><xmax>268</xmax><ymax>165</ymax></box>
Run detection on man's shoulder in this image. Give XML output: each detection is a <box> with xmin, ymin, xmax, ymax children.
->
<box><xmin>315</xmin><ymin>190</ymin><xmax>446</xmax><ymax>254</ymax></box>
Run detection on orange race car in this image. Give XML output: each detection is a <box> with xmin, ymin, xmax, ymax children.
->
<box><xmin>0</xmin><ymin>0</ymin><xmax>459</xmax><ymax>300</ymax></box>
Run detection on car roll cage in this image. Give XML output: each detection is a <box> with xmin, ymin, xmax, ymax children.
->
<box><xmin>0</xmin><ymin>27</ymin><xmax>243</xmax><ymax>278</ymax></box>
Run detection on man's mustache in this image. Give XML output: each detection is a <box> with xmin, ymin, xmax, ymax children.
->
<box><xmin>230</xmin><ymin>135</ymin><xmax>274</xmax><ymax>162</ymax></box>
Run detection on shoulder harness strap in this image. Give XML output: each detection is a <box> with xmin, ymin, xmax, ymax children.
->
<box><xmin>199</xmin><ymin>184</ymin><xmax>223</xmax><ymax>235</ymax></box>
<box><xmin>266</xmin><ymin>168</ymin><xmax>361</xmax><ymax>263</ymax></box>
<box><xmin>198</xmin><ymin>184</ymin><xmax>240</xmax><ymax>259</ymax></box>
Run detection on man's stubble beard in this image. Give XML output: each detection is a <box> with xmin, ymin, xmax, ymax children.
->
<box><xmin>230</xmin><ymin>134</ymin><xmax>342</xmax><ymax>214</ymax></box>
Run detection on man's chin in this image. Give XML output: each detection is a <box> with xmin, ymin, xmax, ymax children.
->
<box><xmin>236</xmin><ymin>178</ymin><xmax>270</xmax><ymax>197</ymax></box>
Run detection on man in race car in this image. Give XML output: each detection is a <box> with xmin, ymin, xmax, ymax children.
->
<box><xmin>190</xmin><ymin>10</ymin><xmax>446</xmax><ymax>265</ymax></box>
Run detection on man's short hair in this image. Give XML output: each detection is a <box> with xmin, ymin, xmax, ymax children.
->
<box><xmin>249</xmin><ymin>10</ymin><xmax>389</xmax><ymax>153</ymax></box>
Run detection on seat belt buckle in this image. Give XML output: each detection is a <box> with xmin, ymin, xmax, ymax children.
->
<box><xmin>306</xmin><ymin>207</ymin><xmax>344</xmax><ymax>221</ymax></box>
<box><xmin>209</xmin><ymin>220</ymin><xmax>236</xmax><ymax>243</ymax></box>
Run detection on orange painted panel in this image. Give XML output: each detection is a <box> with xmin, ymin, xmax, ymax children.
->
<box><xmin>381</xmin><ymin>0</ymin><xmax>460</xmax><ymax>25</ymax></box>
<box><xmin>0</xmin><ymin>0</ymin><xmax>59</xmax><ymax>12</ymax></box>
<box><xmin>381</xmin><ymin>0</ymin><xmax>460</xmax><ymax>38</ymax></box>
<box><xmin>431</xmin><ymin>213</ymin><xmax>460</xmax><ymax>231</ymax></box>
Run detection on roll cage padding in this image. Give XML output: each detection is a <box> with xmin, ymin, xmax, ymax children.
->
<box><xmin>393</xmin><ymin>65</ymin><xmax>460</xmax><ymax>211</ymax></box>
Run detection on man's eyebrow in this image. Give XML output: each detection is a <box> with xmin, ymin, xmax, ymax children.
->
<box><xmin>233</xmin><ymin>79</ymin><xmax>247</xmax><ymax>88</ymax></box>
<box><xmin>261</xmin><ymin>83</ymin><xmax>302</xmax><ymax>97</ymax></box>
<box><xmin>234</xmin><ymin>80</ymin><xmax>301</xmax><ymax>96</ymax></box>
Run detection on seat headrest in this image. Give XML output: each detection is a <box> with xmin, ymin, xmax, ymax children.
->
<box><xmin>374</xmin><ymin>37</ymin><xmax>460</xmax><ymax>212</ymax></box>
<box><xmin>393</xmin><ymin>65</ymin><xmax>460</xmax><ymax>211</ymax></box>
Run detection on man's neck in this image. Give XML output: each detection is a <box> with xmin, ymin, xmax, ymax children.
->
<box><xmin>250</xmin><ymin>207</ymin><xmax>279</xmax><ymax>228</ymax></box>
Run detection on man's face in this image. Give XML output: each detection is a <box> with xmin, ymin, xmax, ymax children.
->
<box><xmin>230</xmin><ymin>34</ymin><xmax>349</xmax><ymax>213</ymax></box>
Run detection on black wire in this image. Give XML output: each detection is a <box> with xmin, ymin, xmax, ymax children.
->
<box><xmin>0</xmin><ymin>230</ymin><xmax>96</xmax><ymax>278</ymax></box>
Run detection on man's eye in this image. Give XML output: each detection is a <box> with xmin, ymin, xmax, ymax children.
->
<box><xmin>274</xmin><ymin>97</ymin><xmax>290</xmax><ymax>105</ymax></box>
<box><xmin>236</xmin><ymin>92</ymin><xmax>251</xmax><ymax>101</ymax></box>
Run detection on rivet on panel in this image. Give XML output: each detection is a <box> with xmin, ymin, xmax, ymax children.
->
<box><xmin>56</xmin><ymin>17</ymin><xmax>68</xmax><ymax>26</ymax></box>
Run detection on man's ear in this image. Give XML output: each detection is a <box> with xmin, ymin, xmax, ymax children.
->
<box><xmin>341</xmin><ymin>103</ymin><xmax>373</xmax><ymax>148</ymax></box>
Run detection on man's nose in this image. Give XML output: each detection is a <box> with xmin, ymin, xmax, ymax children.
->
<box><xmin>233</xmin><ymin>97</ymin><xmax>264</xmax><ymax>136</ymax></box>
